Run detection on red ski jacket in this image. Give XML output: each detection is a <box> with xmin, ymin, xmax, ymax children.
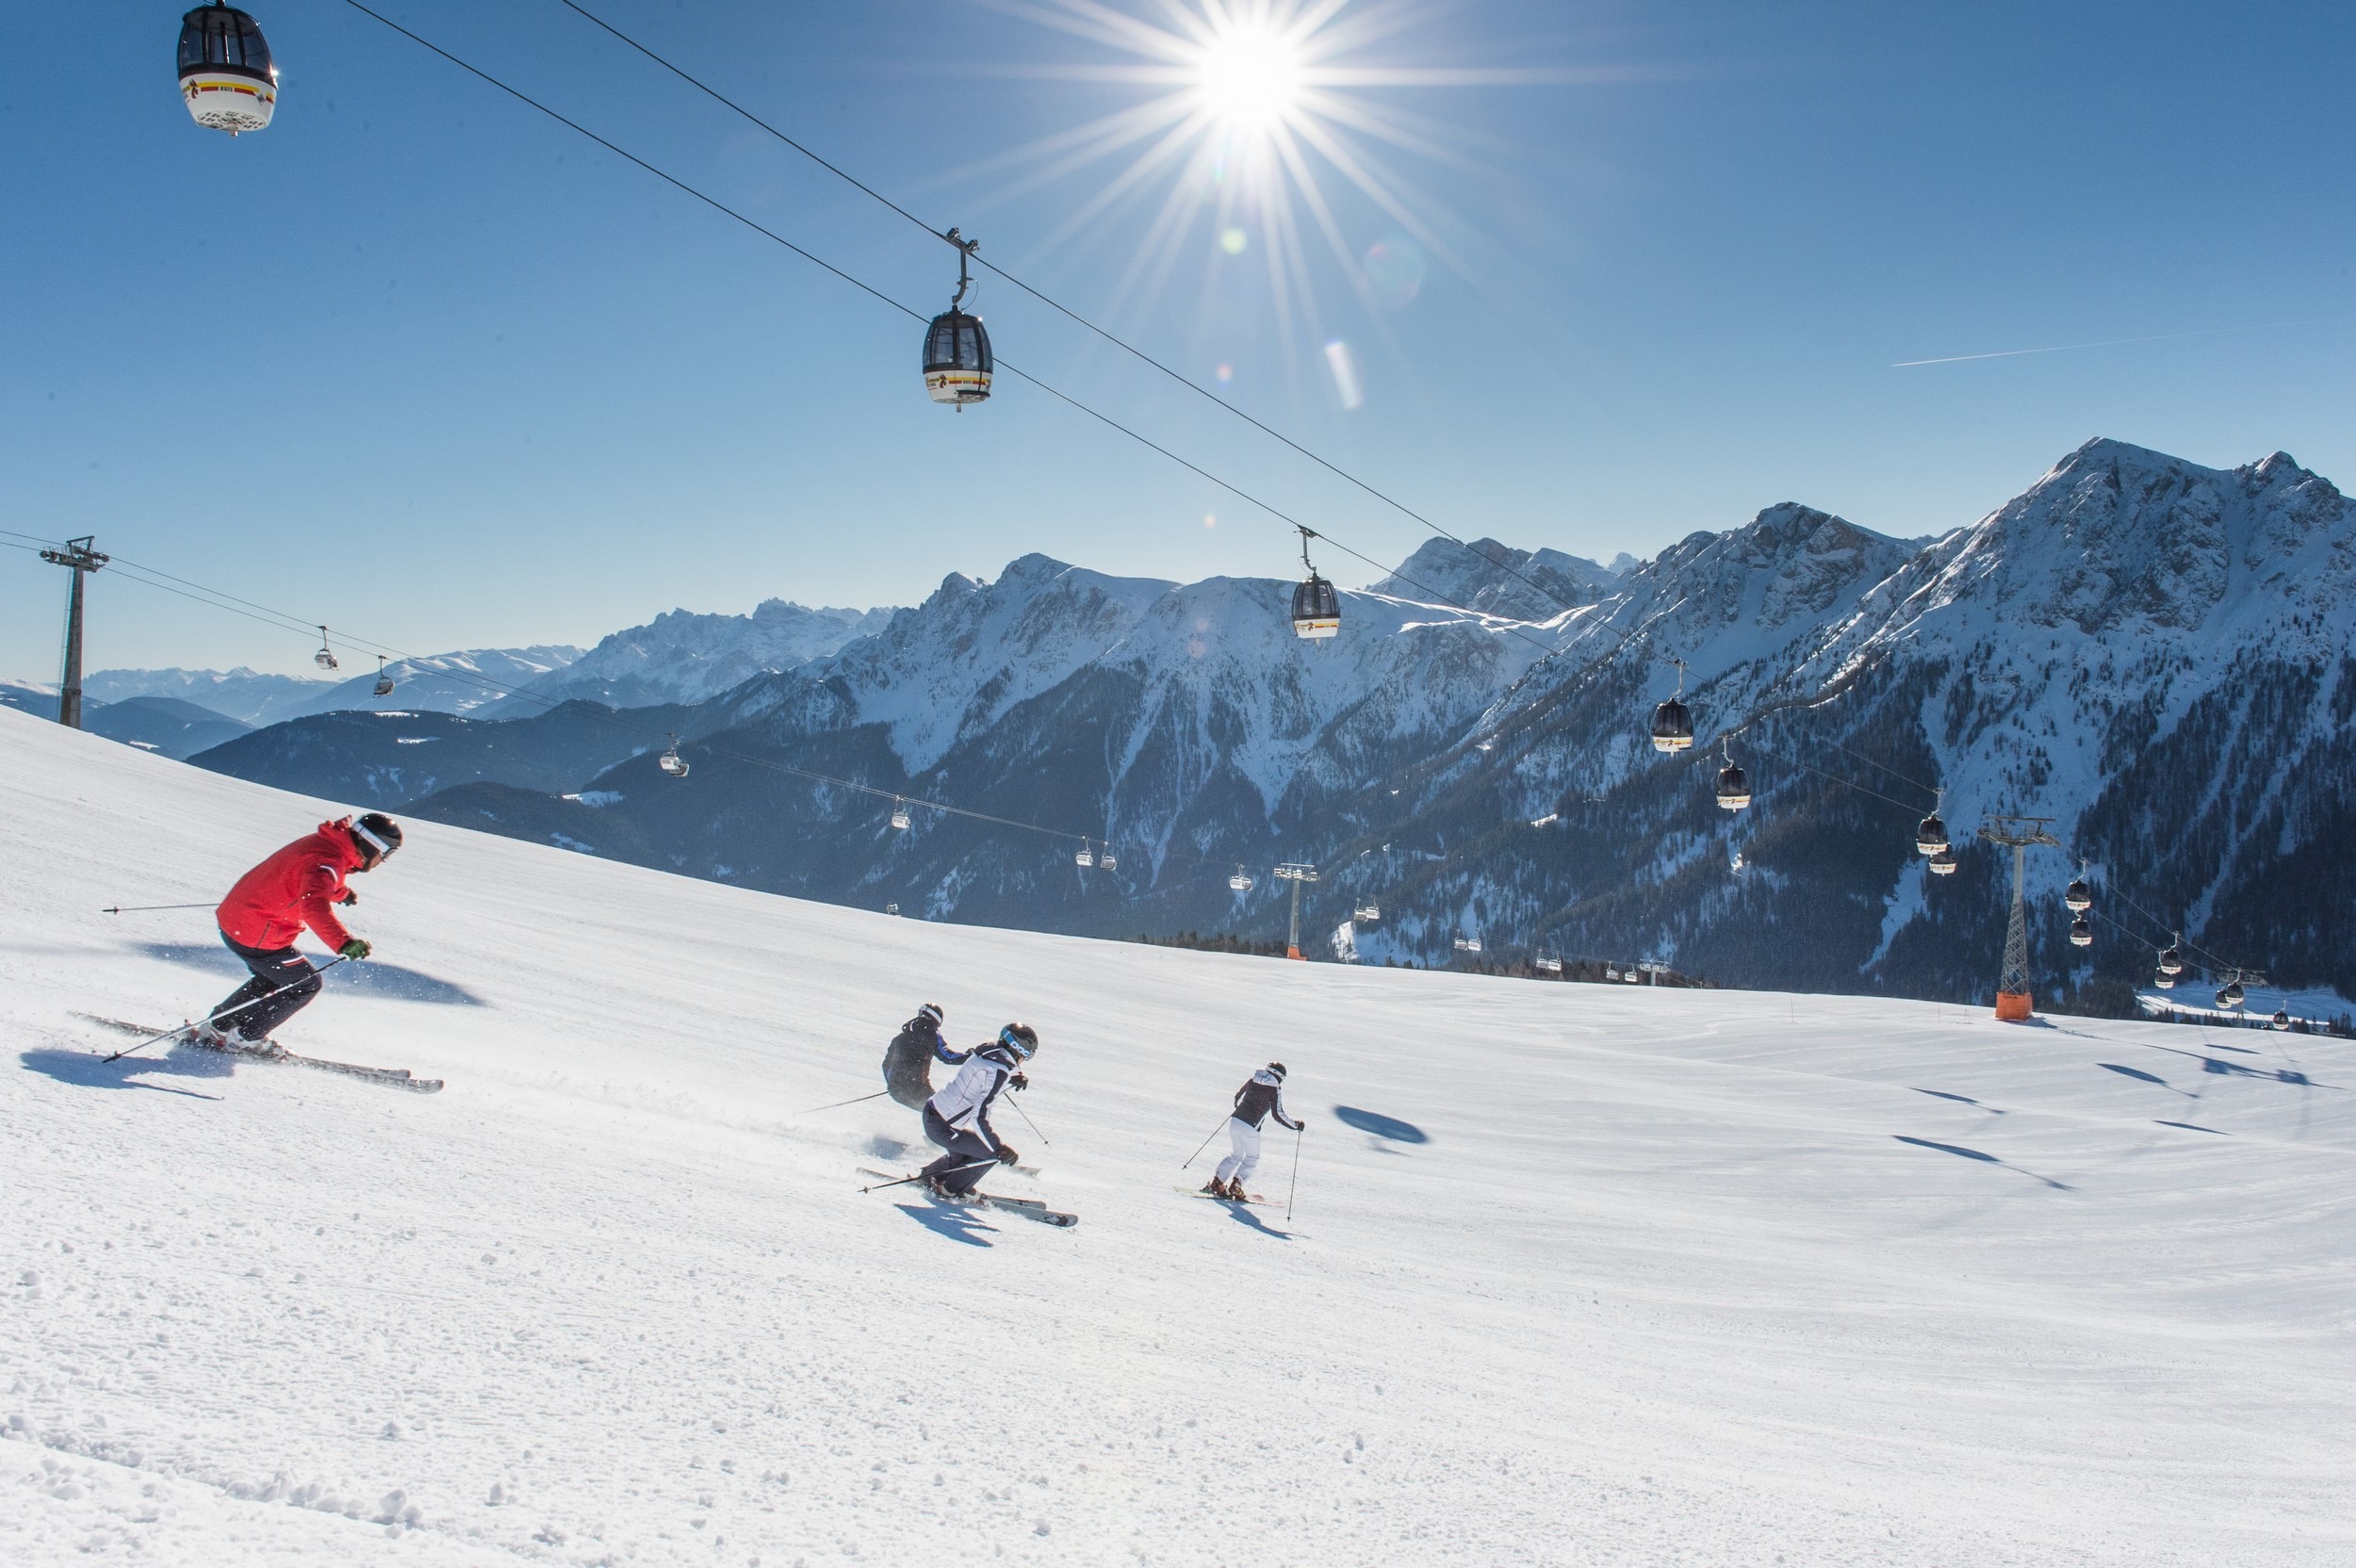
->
<box><xmin>216</xmin><ymin>820</ymin><xmax>365</xmax><ymax>952</ymax></box>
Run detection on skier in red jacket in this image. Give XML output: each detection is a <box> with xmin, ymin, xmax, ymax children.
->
<box><xmin>194</xmin><ymin>813</ymin><xmax>402</xmax><ymax>1053</ymax></box>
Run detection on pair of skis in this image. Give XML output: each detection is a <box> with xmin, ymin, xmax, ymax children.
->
<box><xmin>857</xmin><ymin>1168</ymin><xmax>1077</xmax><ymax>1228</ymax></box>
<box><xmin>77</xmin><ymin>1016</ymin><xmax>443</xmax><ymax>1094</ymax></box>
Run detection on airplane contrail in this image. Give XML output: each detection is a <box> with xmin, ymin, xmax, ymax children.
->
<box><xmin>1891</xmin><ymin>318</ymin><xmax>2335</xmax><ymax>368</ymax></box>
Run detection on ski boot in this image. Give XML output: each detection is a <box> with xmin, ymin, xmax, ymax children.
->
<box><xmin>924</xmin><ymin>1176</ymin><xmax>965</xmax><ymax>1203</ymax></box>
<box><xmin>1219</xmin><ymin>1179</ymin><xmax>1247</xmax><ymax>1201</ymax></box>
<box><xmin>1200</xmin><ymin>1178</ymin><xmax>1228</xmax><ymax>1197</ymax></box>
<box><xmin>188</xmin><ymin>1021</ymin><xmax>233</xmax><ymax>1051</ymax></box>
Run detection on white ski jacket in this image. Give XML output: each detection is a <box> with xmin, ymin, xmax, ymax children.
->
<box><xmin>926</xmin><ymin>1048</ymin><xmax>1019</xmax><ymax>1147</ymax></box>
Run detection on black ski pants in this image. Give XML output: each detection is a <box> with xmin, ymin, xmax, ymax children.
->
<box><xmin>208</xmin><ymin>932</ymin><xmax>323</xmax><ymax>1041</ymax></box>
<box><xmin>918</xmin><ymin>1104</ymin><xmax>998</xmax><ymax>1195</ymax></box>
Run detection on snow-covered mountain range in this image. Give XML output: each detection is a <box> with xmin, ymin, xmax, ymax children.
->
<box><xmin>486</xmin><ymin>599</ymin><xmax>896</xmax><ymax>715</ymax></box>
<box><xmin>182</xmin><ymin>439</ymin><xmax>2356</xmax><ymax>1007</ymax></box>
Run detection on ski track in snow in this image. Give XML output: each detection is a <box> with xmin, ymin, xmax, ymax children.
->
<box><xmin>2</xmin><ymin>708</ymin><xmax>2351</xmax><ymax>1566</ymax></box>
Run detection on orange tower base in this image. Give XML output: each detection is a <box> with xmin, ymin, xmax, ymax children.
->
<box><xmin>1286</xmin><ymin>945</ymin><xmax>1304</xmax><ymax>961</ymax></box>
<box><xmin>1993</xmin><ymin>990</ymin><xmax>2033</xmax><ymax>1021</ymax></box>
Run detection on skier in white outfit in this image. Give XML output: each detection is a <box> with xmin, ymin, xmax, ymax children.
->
<box><xmin>919</xmin><ymin>1023</ymin><xmax>1037</xmax><ymax>1199</ymax></box>
<box><xmin>1205</xmin><ymin>1062</ymin><xmax>1304</xmax><ymax>1200</ymax></box>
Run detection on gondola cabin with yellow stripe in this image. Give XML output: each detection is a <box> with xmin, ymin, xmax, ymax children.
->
<box><xmin>179</xmin><ymin>5</ymin><xmax>276</xmax><ymax>135</ymax></box>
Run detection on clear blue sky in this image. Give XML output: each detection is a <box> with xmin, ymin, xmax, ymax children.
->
<box><xmin>5</xmin><ymin>0</ymin><xmax>2351</xmax><ymax>682</ymax></box>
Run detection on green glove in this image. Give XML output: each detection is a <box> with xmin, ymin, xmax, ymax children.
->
<box><xmin>338</xmin><ymin>938</ymin><xmax>372</xmax><ymax>960</ymax></box>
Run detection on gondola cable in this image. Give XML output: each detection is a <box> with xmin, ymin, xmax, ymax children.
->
<box><xmin>532</xmin><ymin>0</ymin><xmax>1592</xmax><ymax>628</ymax></box>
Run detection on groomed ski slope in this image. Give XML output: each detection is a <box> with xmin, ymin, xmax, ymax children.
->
<box><xmin>2</xmin><ymin>708</ymin><xmax>2350</xmax><ymax>1568</ymax></box>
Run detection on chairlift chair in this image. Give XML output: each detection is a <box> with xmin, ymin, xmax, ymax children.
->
<box><xmin>1649</xmin><ymin>658</ymin><xmax>1693</xmax><ymax>754</ymax></box>
<box><xmin>923</xmin><ymin>229</ymin><xmax>992</xmax><ymax>407</ymax></box>
<box><xmin>372</xmin><ymin>656</ymin><xmax>395</xmax><ymax>698</ymax></box>
<box><xmin>1290</xmin><ymin>526</ymin><xmax>1340</xmax><ymax>641</ymax></box>
<box><xmin>178</xmin><ymin>4</ymin><xmax>277</xmax><ymax>134</ymax></box>
<box><xmin>313</xmin><ymin>626</ymin><xmax>338</xmax><ymax>671</ymax></box>
<box><xmin>657</xmin><ymin>733</ymin><xmax>689</xmax><ymax>778</ymax></box>
<box><xmin>1354</xmin><ymin>903</ymin><xmax>1381</xmax><ymax>923</ymax></box>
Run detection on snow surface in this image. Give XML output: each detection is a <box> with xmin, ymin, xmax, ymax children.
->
<box><xmin>3</xmin><ymin>706</ymin><xmax>2351</xmax><ymax>1566</ymax></box>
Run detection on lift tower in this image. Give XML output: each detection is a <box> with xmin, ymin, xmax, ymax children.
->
<box><xmin>40</xmin><ymin>535</ymin><xmax>107</xmax><ymax>729</ymax></box>
<box><xmin>1272</xmin><ymin>863</ymin><xmax>1318</xmax><ymax>961</ymax></box>
<box><xmin>1976</xmin><ymin>814</ymin><xmax>2061</xmax><ymax>1021</ymax></box>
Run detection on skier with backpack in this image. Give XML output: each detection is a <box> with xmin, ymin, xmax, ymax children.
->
<box><xmin>194</xmin><ymin>813</ymin><xmax>401</xmax><ymax>1054</ymax></box>
<box><xmin>1203</xmin><ymin>1061</ymin><xmax>1304</xmax><ymax>1200</ymax></box>
<box><xmin>918</xmin><ymin>1022</ymin><xmax>1037</xmax><ymax>1199</ymax></box>
<box><xmin>881</xmin><ymin>1003</ymin><xmax>965</xmax><ymax>1110</ymax></box>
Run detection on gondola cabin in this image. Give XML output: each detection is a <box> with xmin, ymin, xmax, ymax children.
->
<box><xmin>179</xmin><ymin>5</ymin><xmax>276</xmax><ymax>134</ymax></box>
<box><xmin>923</xmin><ymin>310</ymin><xmax>991</xmax><ymax>406</ymax></box>
<box><xmin>1290</xmin><ymin>574</ymin><xmax>1340</xmax><ymax>639</ymax></box>
<box><xmin>1647</xmin><ymin>696</ymin><xmax>1693</xmax><ymax>754</ymax></box>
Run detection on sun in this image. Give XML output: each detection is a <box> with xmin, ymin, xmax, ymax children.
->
<box><xmin>1195</xmin><ymin>24</ymin><xmax>1303</xmax><ymax>131</ymax></box>
<box><xmin>955</xmin><ymin>2</ymin><xmax>1582</xmax><ymax>399</ymax></box>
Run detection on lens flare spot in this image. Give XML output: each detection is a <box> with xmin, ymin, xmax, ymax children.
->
<box><xmin>1363</xmin><ymin>238</ymin><xmax>1428</xmax><ymax>310</ymax></box>
<box><xmin>1324</xmin><ymin>339</ymin><xmax>1365</xmax><ymax>410</ymax></box>
<box><xmin>1219</xmin><ymin>227</ymin><xmax>1250</xmax><ymax>256</ymax></box>
<box><xmin>1203</xmin><ymin>513</ymin><xmax>1218</xmax><ymax>529</ymax></box>
<box><xmin>1215</xmin><ymin>362</ymin><xmax>1234</xmax><ymax>384</ymax></box>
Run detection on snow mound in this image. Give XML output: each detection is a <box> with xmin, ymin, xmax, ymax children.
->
<box><xmin>1</xmin><ymin>707</ymin><xmax>2348</xmax><ymax>1565</ymax></box>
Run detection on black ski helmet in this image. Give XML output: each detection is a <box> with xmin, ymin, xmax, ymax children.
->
<box><xmin>1267</xmin><ymin>1061</ymin><xmax>1287</xmax><ymax>1081</ymax></box>
<box><xmin>999</xmin><ymin>1022</ymin><xmax>1039</xmax><ymax>1059</ymax></box>
<box><xmin>918</xmin><ymin>1003</ymin><xmax>944</xmax><ymax>1027</ymax></box>
<box><xmin>352</xmin><ymin>812</ymin><xmax>403</xmax><ymax>865</ymax></box>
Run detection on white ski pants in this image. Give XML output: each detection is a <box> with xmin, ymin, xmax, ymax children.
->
<box><xmin>1214</xmin><ymin>1118</ymin><xmax>1262</xmax><ymax>1184</ymax></box>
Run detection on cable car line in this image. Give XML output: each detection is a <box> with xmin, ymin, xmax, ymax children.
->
<box><xmin>341</xmin><ymin>1</ymin><xmax>1589</xmax><ymax>678</ymax></box>
<box><xmin>532</xmin><ymin>0</ymin><xmax>1590</xmax><ymax>629</ymax></box>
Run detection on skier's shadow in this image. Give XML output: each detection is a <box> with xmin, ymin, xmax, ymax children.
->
<box><xmin>136</xmin><ymin>941</ymin><xmax>485</xmax><ymax>1007</ymax></box>
<box><xmin>893</xmin><ymin>1203</ymin><xmax>997</xmax><ymax>1248</ymax></box>
<box><xmin>1222</xmin><ymin>1204</ymin><xmax>1299</xmax><ymax>1242</ymax></box>
<box><xmin>20</xmin><ymin>1044</ymin><xmax>228</xmax><ymax>1101</ymax></box>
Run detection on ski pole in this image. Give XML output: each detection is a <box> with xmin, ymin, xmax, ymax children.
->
<box><xmin>1180</xmin><ymin>1116</ymin><xmax>1230</xmax><ymax>1170</ymax></box>
<box><xmin>859</xmin><ymin>1156</ymin><xmax>996</xmax><ymax>1194</ymax></box>
<box><xmin>1285</xmin><ymin>1124</ymin><xmax>1304</xmax><ymax>1222</ymax></box>
<box><xmin>100</xmin><ymin>903</ymin><xmax>218</xmax><ymax>914</ymax></box>
<box><xmin>796</xmin><ymin>1088</ymin><xmax>892</xmax><ymax>1115</ymax></box>
<box><xmin>103</xmin><ymin>956</ymin><xmax>353</xmax><ymax>1064</ymax></box>
<box><xmin>1003</xmin><ymin>1093</ymin><xmax>1051</xmax><ymax>1148</ymax></box>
